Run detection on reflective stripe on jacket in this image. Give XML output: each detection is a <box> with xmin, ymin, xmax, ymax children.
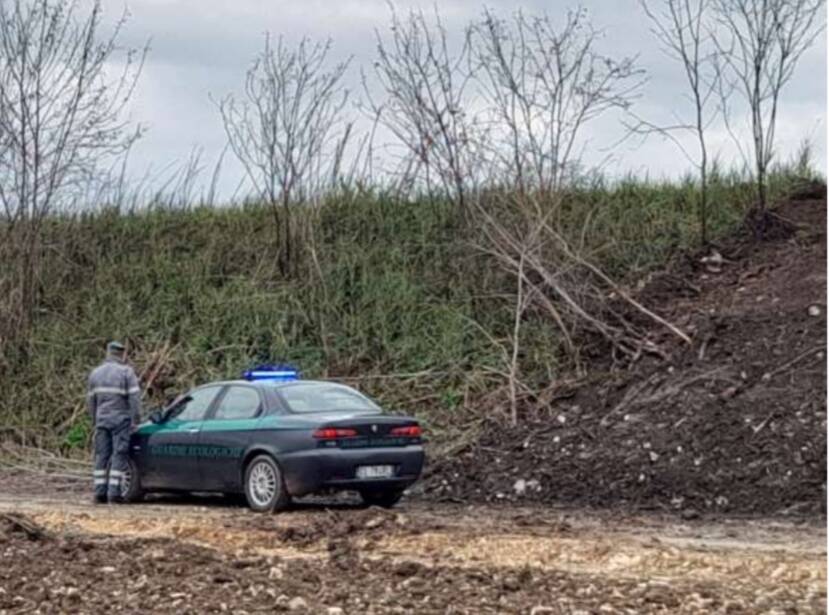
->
<box><xmin>87</xmin><ymin>358</ymin><xmax>142</xmax><ymax>428</ymax></box>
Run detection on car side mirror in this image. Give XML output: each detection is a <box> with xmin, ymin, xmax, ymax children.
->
<box><xmin>149</xmin><ymin>409</ymin><xmax>164</xmax><ymax>424</ymax></box>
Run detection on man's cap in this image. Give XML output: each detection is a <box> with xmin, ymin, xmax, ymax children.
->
<box><xmin>106</xmin><ymin>341</ymin><xmax>126</xmax><ymax>353</ymax></box>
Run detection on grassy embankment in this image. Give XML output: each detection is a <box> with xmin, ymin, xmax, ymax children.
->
<box><xmin>0</xmin><ymin>167</ymin><xmax>814</xmax><ymax>451</ymax></box>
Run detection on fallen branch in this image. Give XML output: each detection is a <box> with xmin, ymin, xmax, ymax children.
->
<box><xmin>0</xmin><ymin>512</ymin><xmax>51</xmax><ymax>540</ymax></box>
<box><xmin>763</xmin><ymin>345</ymin><xmax>825</xmax><ymax>381</ymax></box>
<box><xmin>552</xmin><ymin>225</ymin><xmax>693</xmax><ymax>346</ymax></box>
<box><xmin>601</xmin><ymin>367</ymin><xmax>729</xmax><ymax>426</ymax></box>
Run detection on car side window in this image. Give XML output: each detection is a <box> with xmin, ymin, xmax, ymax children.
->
<box><xmin>175</xmin><ymin>387</ymin><xmax>221</xmax><ymax>422</ymax></box>
<box><xmin>213</xmin><ymin>386</ymin><xmax>261</xmax><ymax>421</ymax></box>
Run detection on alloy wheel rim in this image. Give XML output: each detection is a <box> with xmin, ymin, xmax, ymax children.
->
<box><xmin>120</xmin><ymin>466</ymin><xmax>131</xmax><ymax>497</ymax></box>
<box><xmin>249</xmin><ymin>462</ymin><xmax>277</xmax><ymax>507</ymax></box>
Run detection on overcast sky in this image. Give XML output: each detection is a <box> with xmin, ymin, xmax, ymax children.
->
<box><xmin>104</xmin><ymin>0</ymin><xmax>826</xmax><ymax>199</ymax></box>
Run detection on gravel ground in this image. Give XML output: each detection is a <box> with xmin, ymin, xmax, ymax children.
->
<box><xmin>0</xmin><ymin>490</ymin><xmax>825</xmax><ymax>614</ymax></box>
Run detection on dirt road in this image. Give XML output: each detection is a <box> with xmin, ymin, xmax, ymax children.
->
<box><xmin>0</xmin><ymin>491</ymin><xmax>824</xmax><ymax>614</ymax></box>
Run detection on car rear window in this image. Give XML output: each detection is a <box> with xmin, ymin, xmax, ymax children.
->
<box><xmin>278</xmin><ymin>383</ymin><xmax>379</xmax><ymax>413</ymax></box>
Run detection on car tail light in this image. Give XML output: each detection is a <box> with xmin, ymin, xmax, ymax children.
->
<box><xmin>313</xmin><ymin>427</ymin><xmax>358</xmax><ymax>440</ymax></box>
<box><xmin>390</xmin><ymin>425</ymin><xmax>422</xmax><ymax>437</ymax></box>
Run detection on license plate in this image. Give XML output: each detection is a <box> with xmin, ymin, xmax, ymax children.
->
<box><xmin>356</xmin><ymin>465</ymin><xmax>395</xmax><ymax>479</ymax></box>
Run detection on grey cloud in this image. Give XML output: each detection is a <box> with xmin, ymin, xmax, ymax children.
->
<box><xmin>106</xmin><ymin>0</ymin><xmax>825</xmax><ymax>198</ymax></box>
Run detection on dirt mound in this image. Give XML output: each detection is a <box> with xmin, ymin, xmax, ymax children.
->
<box><xmin>1</xmin><ymin>511</ymin><xmax>822</xmax><ymax>613</ymax></box>
<box><xmin>232</xmin><ymin>506</ymin><xmax>441</xmax><ymax>547</ymax></box>
<box><xmin>788</xmin><ymin>179</ymin><xmax>826</xmax><ymax>201</ymax></box>
<box><xmin>426</xmin><ymin>192</ymin><xmax>827</xmax><ymax>516</ymax></box>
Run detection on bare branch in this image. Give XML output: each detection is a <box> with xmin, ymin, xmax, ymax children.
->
<box><xmin>712</xmin><ymin>0</ymin><xmax>825</xmax><ymax>225</ymax></box>
<box><xmin>632</xmin><ymin>0</ymin><xmax>719</xmax><ymax>244</ymax></box>
<box><xmin>0</xmin><ymin>0</ymin><xmax>145</xmax><ymax>344</ymax></box>
<box><xmin>471</xmin><ymin>8</ymin><xmax>644</xmax><ymax>196</ymax></box>
<box><xmin>217</xmin><ymin>34</ymin><xmax>352</xmax><ymax>273</ymax></box>
<box><xmin>367</xmin><ymin>6</ymin><xmax>476</xmax><ymax>211</ymax></box>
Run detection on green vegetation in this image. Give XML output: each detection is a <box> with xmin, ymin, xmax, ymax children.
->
<box><xmin>0</xmin><ymin>166</ymin><xmax>816</xmax><ymax>450</ymax></box>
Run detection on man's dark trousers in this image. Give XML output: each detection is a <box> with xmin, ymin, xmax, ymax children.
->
<box><xmin>93</xmin><ymin>416</ymin><xmax>131</xmax><ymax>500</ymax></box>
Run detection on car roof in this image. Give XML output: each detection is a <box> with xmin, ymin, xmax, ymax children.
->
<box><xmin>195</xmin><ymin>379</ymin><xmax>340</xmax><ymax>390</ymax></box>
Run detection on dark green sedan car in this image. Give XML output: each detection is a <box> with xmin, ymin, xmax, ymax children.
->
<box><xmin>122</xmin><ymin>368</ymin><xmax>425</xmax><ymax>512</ymax></box>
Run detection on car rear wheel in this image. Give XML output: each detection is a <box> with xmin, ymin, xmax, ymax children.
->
<box><xmin>244</xmin><ymin>455</ymin><xmax>290</xmax><ymax>513</ymax></box>
<box><xmin>121</xmin><ymin>458</ymin><xmax>145</xmax><ymax>503</ymax></box>
<box><xmin>360</xmin><ymin>488</ymin><xmax>405</xmax><ymax>509</ymax></box>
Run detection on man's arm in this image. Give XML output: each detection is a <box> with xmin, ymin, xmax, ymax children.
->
<box><xmin>126</xmin><ymin>368</ymin><xmax>142</xmax><ymax>426</ymax></box>
<box><xmin>87</xmin><ymin>374</ymin><xmax>97</xmax><ymax>424</ymax></box>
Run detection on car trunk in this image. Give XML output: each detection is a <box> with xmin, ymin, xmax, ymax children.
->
<box><xmin>314</xmin><ymin>415</ymin><xmax>421</xmax><ymax>448</ymax></box>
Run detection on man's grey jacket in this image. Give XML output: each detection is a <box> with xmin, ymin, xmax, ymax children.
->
<box><xmin>87</xmin><ymin>358</ymin><xmax>141</xmax><ymax>429</ymax></box>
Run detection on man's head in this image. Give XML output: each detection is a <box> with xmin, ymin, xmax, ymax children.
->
<box><xmin>106</xmin><ymin>340</ymin><xmax>127</xmax><ymax>361</ymax></box>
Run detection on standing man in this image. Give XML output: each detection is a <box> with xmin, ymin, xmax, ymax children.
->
<box><xmin>87</xmin><ymin>341</ymin><xmax>142</xmax><ymax>504</ymax></box>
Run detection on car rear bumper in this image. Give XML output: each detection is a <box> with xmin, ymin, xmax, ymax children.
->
<box><xmin>278</xmin><ymin>445</ymin><xmax>425</xmax><ymax>496</ymax></box>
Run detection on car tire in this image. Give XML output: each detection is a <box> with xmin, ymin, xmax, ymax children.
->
<box><xmin>244</xmin><ymin>454</ymin><xmax>291</xmax><ymax>513</ymax></box>
<box><xmin>121</xmin><ymin>458</ymin><xmax>145</xmax><ymax>503</ymax></box>
<box><xmin>360</xmin><ymin>488</ymin><xmax>405</xmax><ymax>509</ymax></box>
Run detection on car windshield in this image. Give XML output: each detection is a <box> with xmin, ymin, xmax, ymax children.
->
<box><xmin>277</xmin><ymin>382</ymin><xmax>380</xmax><ymax>414</ymax></box>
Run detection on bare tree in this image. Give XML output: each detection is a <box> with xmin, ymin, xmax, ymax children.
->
<box><xmin>471</xmin><ymin>8</ymin><xmax>643</xmax><ymax>197</ymax></box>
<box><xmin>0</xmin><ymin>0</ymin><xmax>145</xmax><ymax>346</ymax></box>
<box><xmin>505</xmin><ymin>249</ymin><xmax>539</xmax><ymax>425</ymax></box>
<box><xmin>713</xmin><ymin>0</ymin><xmax>824</xmax><ymax>226</ymax></box>
<box><xmin>635</xmin><ymin>0</ymin><xmax>719</xmax><ymax>244</ymax></box>
<box><xmin>367</xmin><ymin>7</ymin><xmax>476</xmax><ymax>212</ymax></box>
<box><xmin>217</xmin><ymin>35</ymin><xmax>351</xmax><ymax>274</ymax></box>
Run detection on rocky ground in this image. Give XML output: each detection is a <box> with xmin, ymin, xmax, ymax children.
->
<box><xmin>0</xmin><ymin>490</ymin><xmax>825</xmax><ymax>614</ymax></box>
<box><xmin>425</xmin><ymin>188</ymin><xmax>827</xmax><ymax>517</ymax></box>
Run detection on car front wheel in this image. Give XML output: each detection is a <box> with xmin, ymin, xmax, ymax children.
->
<box><xmin>244</xmin><ymin>455</ymin><xmax>291</xmax><ymax>512</ymax></box>
<box><xmin>360</xmin><ymin>488</ymin><xmax>405</xmax><ymax>509</ymax></box>
<box><xmin>121</xmin><ymin>458</ymin><xmax>145</xmax><ymax>503</ymax></box>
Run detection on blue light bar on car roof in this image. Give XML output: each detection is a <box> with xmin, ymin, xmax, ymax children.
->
<box><xmin>243</xmin><ymin>364</ymin><xmax>300</xmax><ymax>382</ymax></box>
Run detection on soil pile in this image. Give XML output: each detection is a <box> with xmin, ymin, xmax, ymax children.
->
<box><xmin>233</xmin><ymin>506</ymin><xmax>443</xmax><ymax>547</ymax></box>
<box><xmin>0</xmin><ymin>511</ymin><xmax>822</xmax><ymax>613</ymax></box>
<box><xmin>426</xmin><ymin>191</ymin><xmax>827</xmax><ymax>516</ymax></box>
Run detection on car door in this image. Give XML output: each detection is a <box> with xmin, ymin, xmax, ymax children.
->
<box><xmin>198</xmin><ymin>384</ymin><xmax>263</xmax><ymax>492</ymax></box>
<box><xmin>141</xmin><ymin>385</ymin><xmax>223</xmax><ymax>490</ymax></box>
